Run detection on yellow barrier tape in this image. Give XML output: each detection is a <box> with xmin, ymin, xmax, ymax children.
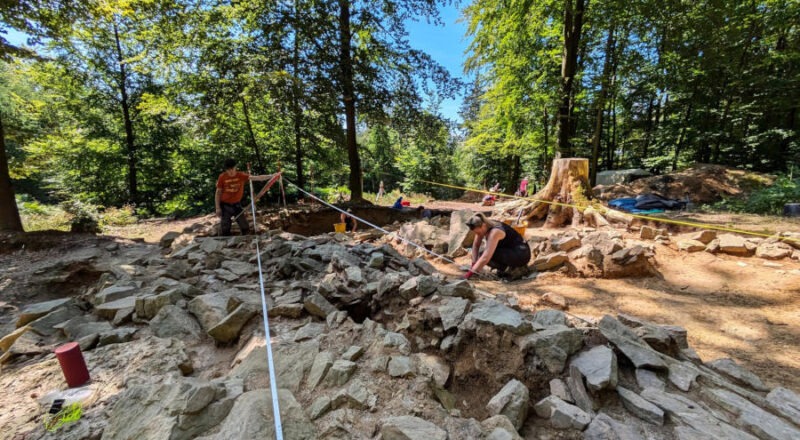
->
<box><xmin>419</xmin><ymin>179</ymin><xmax>800</xmax><ymax>246</ymax></box>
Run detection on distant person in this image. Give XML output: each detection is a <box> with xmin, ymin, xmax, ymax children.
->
<box><xmin>490</xmin><ymin>182</ymin><xmax>502</xmax><ymax>193</ymax></box>
<box><xmin>215</xmin><ymin>159</ymin><xmax>276</xmax><ymax>236</ymax></box>
<box><xmin>481</xmin><ymin>194</ymin><xmax>496</xmax><ymax>206</ymax></box>
<box><xmin>376</xmin><ymin>181</ymin><xmax>386</xmax><ymax>201</ymax></box>
<box><xmin>516</xmin><ymin>176</ymin><xmax>529</xmax><ymax>197</ymax></box>
<box><xmin>340</xmin><ymin>209</ymin><xmax>358</xmax><ymax>232</ymax></box>
<box><xmin>392</xmin><ymin>196</ymin><xmax>404</xmax><ymax>209</ymax></box>
<box><xmin>464</xmin><ymin>213</ymin><xmax>531</xmax><ymax>279</ymax></box>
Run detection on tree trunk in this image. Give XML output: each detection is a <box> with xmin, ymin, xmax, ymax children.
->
<box><xmin>0</xmin><ymin>112</ymin><xmax>24</xmax><ymax>232</ymax></box>
<box><xmin>642</xmin><ymin>95</ymin><xmax>655</xmax><ymax>159</ymax></box>
<box><xmin>338</xmin><ymin>0</ymin><xmax>362</xmax><ymax>201</ymax></box>
<box><xmin>501</xmin><ymin>158</ymin><xmax>591</xmax><ymax>227</ymax></box>
<box><xmin>113</xmin><ymin>20</ymin><xmax>137</xmax><ymax>205</ymax></box>
<box><xmin>590</xmin><ymin>24</ymin><xmax>615</xmax><ymax>187</ymax></box>
<box><xmin>511</xmin><ymin>154</ymin><xmax>521</xmax><ymax>192</ymax></box>
<box><xmin>556</xmin><ymin>0</ymin><xmax>586</xmax><ymax>156</ymax></box>
<box><xmin>673</xmin><ymin>101</ymin><xmax>693</xmax><ymax>171</ymax></box>
<box><xmin>292</xmin><ymin>7</ymin><xmax>305</xmax><ymax>189</ymax></box>
<box><xmin>239</xmin><ymin>93</ymin><xmax>266</xmax><ymax>173</ymax></box>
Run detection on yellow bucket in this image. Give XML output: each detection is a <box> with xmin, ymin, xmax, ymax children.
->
<box><xmin>333</xmin><ymin>223</ymin><xmax>347</xmax><ymax>233</ymax></box>
<box><xmin>512</xmin><ymin>224</ymin><xmax>526</xmax><ymax>237</ymax></box>
<box><xmin>502</xmin><ymin>219</ymin><xmax>513</xmax><ymax>225</ymax></box>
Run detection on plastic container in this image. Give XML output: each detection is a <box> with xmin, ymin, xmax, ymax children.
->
<box><xmin>784</xmin><ymin>203</ymin><xmax>800</xmax><ymax>217</ymax></box>
<box><xmin>512</xmin><ymin>225</ymin><xmax>526</xmax><ymax>237</ymax></box>
<box><xmin>333</xmin><ymin>223</ymin><xmax>347</xmax><ymax>233</ymax></box>
<box><xmin>401</xmin><ymin>201</ymin><xmax>411</xmax><ymax>207</ymax></box>
<box><xmin>54</xmin><ymin>342</ymin><xmax>90</xmax><ymax>388</ymax></box>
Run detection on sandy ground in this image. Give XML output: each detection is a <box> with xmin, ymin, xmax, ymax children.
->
<box><xmin>433</xmin><ymin>227</ymin><xmax>800</xmax><ymax>394</ymax></box>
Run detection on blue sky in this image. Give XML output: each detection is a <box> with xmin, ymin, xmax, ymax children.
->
<box><xmin>404</xmin><ymin>3</ymin><xmax>471</xmax><ymax>122</ymax></box>
<box><xmin>4</xmin><ymin>4</ymin><xmax>470</xmax><ymax>121</ymax></box>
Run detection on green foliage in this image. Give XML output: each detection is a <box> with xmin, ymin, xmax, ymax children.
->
<box><xmin>17</xmin><ymin>195</ymin><xmax>72</xmax><ymax>231</ymax></box>
<box><xmin>100</xmin><ymin>206</ymin><xmax>138</xmax><ymax>227</ymax></box>
<box><xmin>60</xmin><ymin>199</ymin><xmax>101</xmax><ymax>233</ymax></box>
<box><xmin>710</xmin><ymin>176</ymin><xmax>800</xmax><ymax>215</ymax></box>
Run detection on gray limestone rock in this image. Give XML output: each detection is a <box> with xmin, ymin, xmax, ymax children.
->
<box><xmin>701</xmin><ymin>387</ymin><xmax>800</xmax><ymax>440</ymax></box>
<box><xmin>341</xmin><ymin>345</ymin><xmax>364</xmax><ymax>362</ymax></box>
<box><xmin>17</xmin><ymin>298</ymin><xmax>73</xmax><ymax>327</ymax></box>
<box><xmin>381</xmin><ymin>416</ymin><xmax>447</xmax><ymax>440</ymax></box>
<box><xmin>368</xmin><ymin>252</ymin><xmax>385</xmax><ymax>268</ymax></box>
<box><xmin>616</xmin><ymin>386</ymin><xmax>664</xmax><ymax>425</ymax></box>
<box><xmin>717</xmin><ymin>234</ymin><xmax>753</xmax><ymax>256</ymax></box>
<box><xmin>437</xmin><ymin>280</ymin><xmax>476</xmax><ymax>300</ymax></box>
<box><xmin>383</xmin><ymin>332</ymin><xmax>411</xmax><ymax>354</ymax></box>
<box><xmin>534</xmin><ymin>395</ymin><xmax>591</xmax><ymax>430</ymax></box>
<box><xmin>309</xmin><ymin>396</ymin><xmax>332</xmax><ymax>420</ymax></box>
<box><xmin>521</xmin><ymin>325</ymin><xmax>584</xmax><ymax>373</ymax></box>
<box><xmin>640</xmin><ymin>388</ymin><xmax>758</xmax><ymax>440</ymax></box>
<box><xmin>97</xmin><ymin>327</ymin><xmax>138</xmax><ymax>346</ymax></box>
<box><xmin>481</xmin><ymin>415</ymin><xmax>522</xmax><ymax>440</ymax></box>
<box><xmin>487</xmin><ymin>379</ymin><xmax>530</xmax><ymax>430</ymax></box>
<box><xmin>533</xmin><ymin>252</ymin><xmax>569</xmax><ymax>271</ymax></box>
<box><xmin>294</xmin><ymin>322</ymin><xmax>326</xmax><ymax>342</ymax></box>
<box><xmin>599</xmin><ymin>315</ymin><xmax>666</xmax><ymax>370</ymax></box>
<box><xmin>532</xmin><ymin>309</ymin><xmax>568</xmax><ymax>327</ymax></box>
<box><xmin>766</xmin><ymin>387</ymin><xmax>800</xmax><ymax>425</ymax></box>
<box><xmin>188</xmin><ymin>293</ymin><xmax>230</xmax><ymax>332</ymax></box>
<box><xmin>413</xmin><ymin>353</ymin><xmax>450</xmax><ymax>387</ymax></box>
<box><xmin>707</xmin><ymin>358</ymin><xmax>769</xmax><ymax>392</ymax></box>
<box><xmin>550</xmin><ymin>378</ymin><xmax>574</xmax><ymax>403</ymax></box>
<box><xmin>388</xmin><ymin>356</ymin><xmax>415</xmax><ymax>377</ymax></box>
<box><xmin>94</xmin><ymin>284</ymin><xmax>138</xmax><ymax>305</ymax></box>
<box><xmin>307</xmin><ymin>351</ymin><xmax>334</xmax><ymax>390</ymax></box>
<box><xmin>221</xmin><ymin>260</ymin><xmax>256</xmax><ymax>276</ymax></box>
<box><xmin>464</xmin><ymin>300</ymin><xmax>533</xmax><ymax>335</ymax></box>
<box><xmin>27</xmin><ymin>305</ymin><xmax>84</xmax><ymax>336</ymax></box>
<box><xmin>446</xmin><ymin>209</ymin><xmax>474</xmax><ymax>258</ymax></box>
<box><xmin>438</xmin><ymin>297</ymin><xmax>470</xmax><ymax>331</ymax></box>
<box><xmin>570</xmin><ymin>345</ymin><xmax>618</xmax><ymax>391</ymax></box>
<box><xmin>635</xmin><ymin>368</ymin><xmax>666</xmax><ymax>391</ymax></box>
<box><xmin>208</xmin><ymin>303</ymin><xmax>259</xmax><ymax>343</ymax></box>
<box><xmin>567</xmin><ymin>365</ymin><xmax>596</xmax><ymax>415</ymax></box>
<box><xmin>678</xmin><ymin>240</ymin><xmax>707</xmax><ymax>252</ymax></box>
<box><xmin>196</xmin><ymin>389</ymin><xmax>316</xmax><ymax>440</ymax></box>
<box><xmin>95</xmin><ymin>296</ymin><xmax>138</xmax><ymax>320</ymax></box>
<box><xmin>668</xmin><ymin>361</ymin><xmax>700</xmax><ymax>392</ymax></box>
<box><xmin>150</xmin><ymin>305</ymin><xmax>202</xmax><ymax>340</ymax></box>
<box><xmin>135</xmin><ymin>289</ymin><xmax>183</xmax><ymax>320</ymax></box>
<box><xmin>691</xmin><ymin>230</ymin><xmax>717</xmax><ymax>244</ymax></box>
<box><xmin>583</xmin><ymin>413</ymin><xmax>642</xmax><ymax>440</ymax></box>
<box><xmin>232</xmin><ymin>340</ymin><xmax>319</xmax><ymax>393</ymax></box>
<box><xmin>324</xmin><ymin>360</ymin><xmax>357</xmax><ymax>386</ymax></box>
<box><xmin>303</xmin><ymin>292</ymin><xmax>337</xmax><ymax>319</ymax></box>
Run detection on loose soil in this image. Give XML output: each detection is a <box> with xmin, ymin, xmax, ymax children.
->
<box><xmin>436</xmin><ymin>226</ymin><xmax>800</xmax><ymax>394</ymax></box>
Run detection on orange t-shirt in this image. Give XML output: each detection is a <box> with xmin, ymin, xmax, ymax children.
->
<box><xmin>216</xmin><ymin>171</ymin><xmax>250</xmax><ymax>204</ymax></box>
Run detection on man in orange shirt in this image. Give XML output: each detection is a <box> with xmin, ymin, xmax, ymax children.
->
<box><xmin>215</xmin><ymin>159</ymin><xmax>275</xmax><ymax>235</ymax></box>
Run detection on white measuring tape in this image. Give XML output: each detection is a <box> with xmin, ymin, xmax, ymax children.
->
<box><xmin>247</xmin><ymin>178</ymin><xmax>284</xmax><ymax>439</ymax></box>
<box><xmin>284</xmin><ymin>179</ymin><xmax>462</xmax><ymax>266</ymax></box>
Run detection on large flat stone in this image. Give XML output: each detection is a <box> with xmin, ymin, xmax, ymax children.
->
<box><xmin>381</xmin><ymin>416</ymin><xmax>447</xmax><ymax>440</ymax></box>
<box><xmin>766</xmin><ymin>387</ymin><xmax>800</xmax><ymax>425</ymax></box>
<box><xmin>570</xmin><ymin>345</ymin><xmax>618</xmax><ymax>391</ymax></box>
<box><xmin>17</xmin><ymin>298</ymin><xmax>73</xmax><ymax>327</ymax></box>
<box><xmin>438</xmin><ymin>297</ymin><xmax>470</xmax><ymax>331</ymax></box>
<box><xmin>617</xmin><ymin>386</ymin><xmax>664</xmax><ymax>425</ymax></box>
<box><xmin>522</xmin><ymin>326</ymin><xmax>584</xmax><ymax>373</ymax></box>
<box><xmin>707</xmin><ymin>358</ymin><xmax>769</xmax><ymax>392</ymax></box>
<box><xmin>533</xmin><ymin>395</ymin><xmax>591</xmax><ymax>430</ymax></box>
<box><xmin>701</xmin><ymin>387</ymin><xmax>800</xmax><ymax>440</ymax></box>
<box><xmin>640</xmin><ymin>388</ymin><xmax>758</xmax><ymax>440</ymax></box>
<box><xmin>599</xmin><ymin>315</ymin><xmax>666</xmax><ymax>370</ymax></box>
<box><xmin>486</xmin><ymin>379</ymin><xmax>530</xmax><ymax>430</ymax></box>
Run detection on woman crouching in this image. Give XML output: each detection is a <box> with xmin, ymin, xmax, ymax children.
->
<box><xmin>464</xmin><ymin>213</ymin><xmax>531</xmax><ymax>279</ymax></box>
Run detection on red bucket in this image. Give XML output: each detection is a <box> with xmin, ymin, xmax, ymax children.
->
<box><xmin>54</xmin><ymin>342</ymin><xmax>90</xmax><ymax>388</ymax></box>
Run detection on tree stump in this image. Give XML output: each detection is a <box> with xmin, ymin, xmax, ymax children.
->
<box><xmin>500</xmin><ymin>158</ymin><xmax>594</xmax><ymax>228</ymax></box>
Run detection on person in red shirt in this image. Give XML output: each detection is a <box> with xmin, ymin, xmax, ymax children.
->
<box><xmin>215</xmin><ymin>159</ymin><xmax>274</xmax><ymax>235</ymax></box>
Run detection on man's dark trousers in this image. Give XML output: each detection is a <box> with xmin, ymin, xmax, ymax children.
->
<box><xmin>220</xmin><ymin>202</ymin><xmax>249</xmax><ymax>235</ymax></box>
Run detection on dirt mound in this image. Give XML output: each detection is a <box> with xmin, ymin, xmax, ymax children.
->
<box><xmin>593</xmin><ymin>164</ymin><xmax>774</xmax><ymax>204</ymax></box>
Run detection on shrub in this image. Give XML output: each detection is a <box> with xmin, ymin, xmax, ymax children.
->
<box><xmin>710</xmin><ymin>175</ymin><xmax>800</xmax><ymax>215</ymax></box>
<box><xmin>60</xmin><ymin>200</ymin><xmax>101</xmax><ymax>233</ymax></box>
<box><xmin>100</xmin><ymin>205</ymin><xmax>138</xmax><ymax>227</ymax></box>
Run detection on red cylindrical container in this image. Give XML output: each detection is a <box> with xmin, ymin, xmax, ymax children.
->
<box><xmin>54</xmin><ymin>342</ymin><xmax>90</xmax><ymax>387</ymax></box>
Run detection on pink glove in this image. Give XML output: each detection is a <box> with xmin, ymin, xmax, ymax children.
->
<box><xmin>464</xmin><ymin>270</ymin><xmax>474</xmax><ymax>280</ymax></box>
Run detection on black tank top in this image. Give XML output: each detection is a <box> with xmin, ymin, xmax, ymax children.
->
<box><xmin>491</xmin><ymin>223</ymin><xmax>525</xmax><ymax>249</ymax></box>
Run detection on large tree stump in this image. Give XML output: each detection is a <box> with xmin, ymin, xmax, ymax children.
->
<box><xmin>500</xmin><ymin>158</ymin><xmax>595</xmax><ymax>228</ymax></box>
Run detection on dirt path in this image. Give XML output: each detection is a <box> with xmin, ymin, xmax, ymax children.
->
<box><xmin>434</xmin><ymin>235</ymin><xmax>800</xmax><ymax>394</ymax></box>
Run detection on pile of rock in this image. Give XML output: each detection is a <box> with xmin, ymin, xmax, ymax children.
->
<box><xmin>2</xmin><ymin>228</ymin><xmax>799</xmax><ymax>439</ymax></box>
<box><xmin>665</xmin><ymin>229</ymin><xmax>800</xmax><ymax>261</ymax></box>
